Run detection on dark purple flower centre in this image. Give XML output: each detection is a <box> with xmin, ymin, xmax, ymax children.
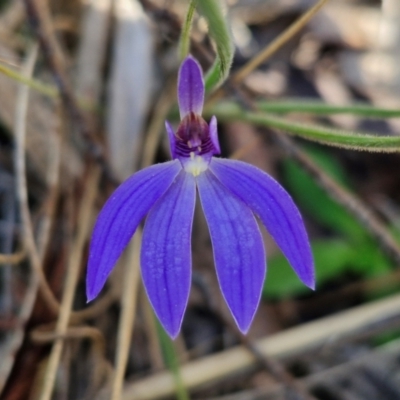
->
<box><xmin>174</xmin><ymin>112</ymin><xmax>215</xmax><ymax>159</ymax></box>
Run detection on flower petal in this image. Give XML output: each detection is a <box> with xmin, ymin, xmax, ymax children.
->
<box><xmin>87</xmin><ymin>160</ymin><xmax>182</xmax><ymax>301</ymax></box>
<box><xmin>197</xmin><ymin>170</ymin><xmax>266</xmax><ymax>333</ymax></box>
<box><xmin>141</xmin><ymin>170</ymin><xmax>196</xmax><ymax>338</ymax></box>
<box><xmin>210</xmin><ymin>158</ymin><xmax>315</xmax><ymax>289</ymax></box>
<box><xmin>178</xmin><ymin>56</ymin><xmax>204</xmax><ymax>118</ymax></box>
<box><xmin>209</xmin><ymin>115</ymin><xmax>221</xmax><ymax>155</ymax></box>
<box><xmin>165</xmin><ymin>120</ymin><xmax>177</xmax><ymax>159</ymax></box>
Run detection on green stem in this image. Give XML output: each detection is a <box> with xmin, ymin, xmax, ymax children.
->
<box><xmin>178</xmin><ymin>0</ymin><xmax>197</xmax><ymax>60</ymax></box>
<box><xmin>208</xmin><ymin>102</ymin><xmax>400</xmax><ymax>152</ymax></box>
<box><xmin>257</xmin><ymin>100</ymin><xmax>400</xmax><ymax>119</ymax></box>
<box><xmin>0</xmin><ymin>62</ymin><xmax>57</xmax><ymax>98</ymax></box>
<box><xmin>156</xmin><ymin>321</ymin><xmax>189</xmax><ymax>400</ymax></box>
<box><xmin>0</xmin><ymin>62</ymin><xmax>94</xmax><ymax>110</ymax></box>
<box><xmin>196</xmin><ymin>0</ymin><xmax>234</xmax><ymax>91</ymax></box>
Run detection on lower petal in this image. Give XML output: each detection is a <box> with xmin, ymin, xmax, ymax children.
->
<box><xmin>141</xmin><ymin>171</ymin><xmax>196</xmax><ymax>338</ymax></box>
<box><xmin>210</xmin><ymin>158</ymin><xmax>314</xmax><ymax>289</ymax></box>
<box><xmin>197</xmin><ymin>170</ymin><xmax>266</xmax><ymax>333</ymax></box>
<box><xmin>87</xmin><ymin>160</ymin><xmax>182</xmax><ymax>301</ymax></box>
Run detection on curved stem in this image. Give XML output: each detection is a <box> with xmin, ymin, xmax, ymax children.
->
<box><xmin>178</xmin><ymin>0</ymin><xmax>197</xmax><ymax>60</ymax></box>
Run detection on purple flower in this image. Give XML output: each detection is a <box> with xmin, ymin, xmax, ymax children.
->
<box><xmin>87</xmin><ymin>56</ymin><xmax>314</xmax><ymax>338</ymax></box>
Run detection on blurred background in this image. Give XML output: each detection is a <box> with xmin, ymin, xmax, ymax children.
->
<box><xmin>1</xmin><ymin>0</ymin><xmax>400</xmax><ymax>399</ymax></box>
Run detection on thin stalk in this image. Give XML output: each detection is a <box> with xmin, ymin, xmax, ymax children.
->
<box><xmin>39</xmin><ymin>166</ymin><xmax>100</xmax><ymax>400</ymax></box>
<box><xmin>196</xmin><ymin>0</ymin><xmax>233</xmax><ymax>91</ymax></box>
<box><xmin>210</xmin><ymin>102</ymin><xmax>400</xmax><ymax>152</ymax></box>
<box><xmin>178</xmin><ymin>0</ymin><xmax>197</xmax><ymax>60</ymax></box>
<box><xmin>232</xmin><ymin>0</ymin><xmax>329</xmax><ymax>84</ymax></box>
<box><xmin>0</xmin><ymin>62</ymin><xmax>58</xmax><ymax>98</ymax></box>
<box><xmin>156</xmin><ymin>321</ymin><xmax>190</xmax><ymax>400</ymax></box>
<box><xmin>0</xmin><ymin>62</ymin><xmax>93</xmax><ymax>110</ymax></box>
<box><xmin>111</xmin><ymin>233</ymin><xmax>142</xmax><ymax>400</ymax></box>
<box><xmin>256</xmin><ymin>100</ymin><xmax>400</xmax><ymax>119</ymax></box>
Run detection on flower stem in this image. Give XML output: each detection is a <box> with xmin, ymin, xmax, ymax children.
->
<box><xmin>209</xmin><ymin>102</ymin><xmax>400</xmax><ymax>152</ymax></box>
<box><xmin>257</xmin><ymin>100</ymin><xmax>400</xmax><ymax>119</ymax></box>
<box><xmin>196</xmin><ymin>0</ymin><xmax>234</xmax><ymax>91</ymax></box>
<box><xmin>156</xmin><ymin>321</ymin><xmax>189</xmax><ymax>400</ymax></box>
<box><xmin>178</xmin><ymin>0</ymin><xmax>197</xmax><ymax>60</ymax></box>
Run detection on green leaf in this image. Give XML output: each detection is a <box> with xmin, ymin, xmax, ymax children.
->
<box><xmin>264</xmin><ymin>236</ymin><xmax>393</xmax><ymax>300</ymax></box>
<box><xmin>178</xmin><ymin>0</ymin><xmax>197</xmax><ymax>60</ymax></box>
<box><xmin>348</xmin><ymin>237</ymin><xmax>392</xmax><ymax>277</ymax></box>
<box><xmin>257</xmin><ymin>100</ymin><xmax>400</xmax><ymax>119</ymax></box>
<box><xmin>209</xmin><ymin>102</ymin><xmax>400</xmax><ymax>152</ymax></box>
<box><xmin>282</xmin><ymin>146</ymin><xmax>365</xmax><ymax>240</ymax></box>
<box><xmin>196</xmin><ymin>0</ymin><xmax>234</xmax><ymax>91</ymax></box>
<box><xmin>264</xmin><ymin>239</ymin><xmax>356</xmax><ymax>299</ymax></box>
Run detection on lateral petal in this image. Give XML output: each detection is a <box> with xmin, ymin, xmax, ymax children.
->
<box><xmin>197</xmin><ymin>170</ymin><xmax>266</xmax><ymax>333</ymax></box>
<box><xmin>165</xmin><ymin>120</ymin><xmax>177</xmax><ymax>159</ymax></box>
<box><xmin>87</xmin><ymin>160</ymin><xmax>182</xmax><ymax>301</ymax></box>
<box><xmin>178</xmin><ymin>56</ymin><xmax>204</xmax><ymax>118</ymax></box>
<box><xmin>141</xmin><ymin>170</ymin><xmax>196</xmax><ymax>338</ymax></box>
<box><xmin>210</xmin><ymin>158</ymin><xmax>315</xmax><ymax>289</ymax></box>
<box><xmin>209</xmin><ymin>115</ymin><xmax>221</xmax><ymax>155</ymax></box>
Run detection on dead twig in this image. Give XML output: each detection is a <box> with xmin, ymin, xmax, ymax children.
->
<box><xmin>232</xmin><ymin>0</ymin><xmax>329</xmax><ymax>85</ymax></box>
<box><xmin>31</xmin><ymin>324</ymin><xmax>111</xmax><ymax>397</ymax></box>
<box><xmin>31</xmin><ymin>325</ymin><xmax>105</xmax><ymax>356</ymax></box>
<box><xmin>70</xmin><ymin>290</ymin><xmax>117</xmax><ymax>323</ymax></box>
<box><xmin>38</xmin><ymin>165</ymin><xmax>101</xmax><ymax>400</ymax></box>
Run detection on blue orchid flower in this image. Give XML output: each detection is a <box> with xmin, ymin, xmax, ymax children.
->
<box><xmin>86</xmin><ymin>56</ymin><xmax>314</xmax><ymax>338</ymax></box>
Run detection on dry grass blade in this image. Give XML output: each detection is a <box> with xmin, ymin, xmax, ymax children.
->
<box><xmin>31</xmin><ymin>324</ymin><xmax>112</xmax><ymax>396</ymax></box>
<box><xmin>232</xmin><ymin>0</ymin><xmax>329</xmax><ymax>85</ymax></box>
<box><xmin>70</xmin><ymin>290</ymin><xmax>116</xmax><ymax>323</ymax></box>
<box><xmin>23</xmin><ymin>0</ymin><xmax>117</xmax><ymax>184</ymax></box>
<box><xmin>76</xmin><ymin>0</ymin><xmax>112</xmax><ymax>103</ymax></box>
<box><xmin>0</xmin><ymin>249</ymin><xmax>26</xmax><ymax>264</ymax></box>
<box><xmin>39</xmin><ymin>165</ymin><xmax>101</xmax><ymax>400</ymax></box>
<box><xmin>111</xmin><ymin>232</ymin><xmax>142</xmax><ymax>400</ymax></box>
<box><xmin>142</xmin><ymin>294</ymin><xmax>165</xmax><ymax>370</ymax></box>
<box><xmin>111</xmin><ymin>78</ymin><xmax>175</xmax><ymax>399</ymax></box>
<box><xmin>12</xmin><ymin>42</ymin><xmax>61</xmax><ymax>315</ymax></box>
<box><xmin>141</xmin><ymin>79</ymin><xmax>176</xmax><ymax>168</ymax></box>
<box><xmin>122</xmin><ymin>294</ymin><xmax>400</xmax><ymax>400</ymax></box>
<box><xmin>13</xmin><ymin>43</ymin><xmax>42</xmax><ymax>283</ymax></box>
<box><xmin>31</xmin><ymin>325</ymin><xmax>105</xmax><ymax>355</ymax></box>
<box><xmin>0</xmin><ymin>46</ymin><xmax>41</xmax><ymax>395</ymax></box>
<box><xmin>107</xmin><ymin>0</ymin><xmax>154</xmax><ymax>180</ymax></box>
<box><xmin>1</xmin><ymin>42</ymin><xmax>60</xmax><ymax>394</ymax></box>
